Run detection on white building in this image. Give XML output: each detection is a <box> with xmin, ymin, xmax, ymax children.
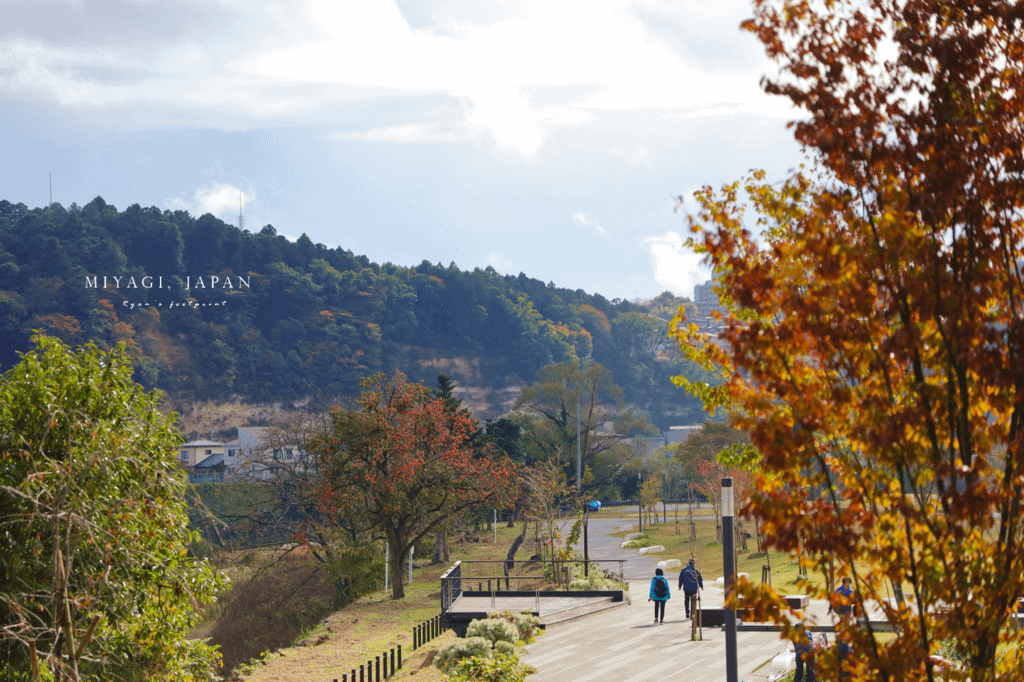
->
<box><xmin>693</xmin><ymin>278</ymin><xmax>726</xmax><ymax>329</ymax></box>
<box><xmin>223</xmin><ymin>426</ymin><xmax>307</xmax><ymax>480</ymax></box>
<box><xmin>664</xmin><ymin>425</ymin><xmax>701</xmax><ymax>446</ymax></box>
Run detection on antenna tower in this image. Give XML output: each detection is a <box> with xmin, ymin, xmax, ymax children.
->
<box><xmin>238</xmin><ymin>192</ymin><xmax>244</xmax><ymax>230</ymax></box>
<box><xmin>49</xmin><ymin>172</ymin><xmax>52</xmax><ymax>207</ymax></box>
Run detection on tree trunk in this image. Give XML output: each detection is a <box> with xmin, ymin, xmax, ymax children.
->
<box><xmin>506</xmin><ymin>532</ymin><xmax>525</xmax><ymax>578</ymax></box>
<box><xmin>506</xmin><ymin>501</ymin><xmax>519</xmax><ymax>528</ymax></box>
<box><xmin>431</xmin><ymin>533</ymin><xmax>450</xmax><ymax>565</ymax></box>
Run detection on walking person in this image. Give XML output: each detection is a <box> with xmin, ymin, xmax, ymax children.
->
<box><xmin>678</xmin><ymin>558</ymin><xmax>703</xmax><ymax>619</ymax></box>
<box><xmin>830</xmin><ymin>577</ymin><xmax>856</xmax><ymax>623</ymax></box>
<box><xmin>649</xmin><ymin>567</ymin><xmax>670</xmax><ymax>623</ymax></box>
<box><xmin>793</xmin><ymin>623</ymin><xmax>815</xmax><ymax>682</ymax></box>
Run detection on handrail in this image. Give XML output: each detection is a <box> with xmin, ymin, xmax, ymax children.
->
<box><xmin>447</xmin><ymin>558</ymin><xmax>627</xmax><ymax>584</ymax></box>
<box><xmin>439</xmin><ymin>560</ymin><xmax>462</xmax><ymax>615</ymax></box>
<box><xmin>438</xmin><ymin>558</ymin><xmax>627</xmax><ymax>596</ymax></box>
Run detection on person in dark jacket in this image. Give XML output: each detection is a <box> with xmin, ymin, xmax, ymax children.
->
<box><xmin>678</xmin><ymin>558</ymin><xmax>703</xmax><ymax>619</ymax></box>
<box><xmin>793</xmin><ymin>623</ymin><xmax>815</xmax><ymax>682</ymax></box>
<box><xmin>649</xmin><ymin>567</ymin><xmax>671</xmax><ymax>623</ymax></box>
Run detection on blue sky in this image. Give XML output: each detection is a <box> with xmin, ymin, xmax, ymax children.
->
<box><xmin>1</xmin><ymin>0</ymin><xmax>803</xmax><ymax>301</ymax></box>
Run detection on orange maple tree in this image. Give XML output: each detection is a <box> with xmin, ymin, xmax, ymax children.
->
<box><xmin>313</xmin><ymin>373</ymin><xmax>517</xmax><ymax>599</ymax></box>
<box><xmin>673</xmin><ymin>1</ymin><xmax>1024</xmax><ymax>680</ymax></box>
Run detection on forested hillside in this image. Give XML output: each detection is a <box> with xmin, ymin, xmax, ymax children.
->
<box><xmin>0</xmin><ymin>197</ymin><xmax>711</xmax><ymax>426</ymax></box>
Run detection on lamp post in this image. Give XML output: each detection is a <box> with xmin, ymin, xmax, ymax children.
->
<box><xmin>577</xmin><ymin>396</ymin><xmax>589</xmax><ymax>577</ymax></box>
<box><xmin>722</xmin><ymin>477</ymin><xmax>738</xmax><ymax>682</ymax></box>
<box><xmin>637</xmin><ymin>471</ymin><xmax>643</xmax><ymax>533</ymax></box>
<box><xmin>576</xmin><ymin>357</ymin><xmax>586</xmax><ymax>497</ymax></box>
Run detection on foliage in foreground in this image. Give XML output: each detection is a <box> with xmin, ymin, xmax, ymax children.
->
<box><xmin>0</xmin><ymin>335</ymin><xmax>225</xmax><ymax>681</ymax></box>
<box><xmin>435</xmin><ymin>610</ymin><xmax>540</xmax><ymax>677</ymax></box>
<box><xmin>675</xmin><ymin>1</ymin><xmax>1024</xmax><ymax>680</ymax></box>
<box><xmin>485</xmin><ymin>610</ymin><xmax>543</xmax><ymax>644</ymax></box>
<box><xmin>443</xmin><ymin>653</ymin><xmax>531</xmax><ymax>682</ymax></box>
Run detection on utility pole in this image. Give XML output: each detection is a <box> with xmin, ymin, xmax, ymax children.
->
<box><xmin>722</xmin><ymin>477</ymin><xmax>738</xmax><ymax>682</ymax></box>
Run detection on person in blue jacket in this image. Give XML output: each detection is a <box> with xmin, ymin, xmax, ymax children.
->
<box><xmin>793</xmin><ymin>623</ymin><xmax>816</xmax><ymax>682</ymax></box>
<box><xmin>678</xmin><ymin>558</ymin><xmax>704</xmax><ymax>618</ymax></box>
<box><xmin>649</xmin><ymin>567</ymin><xmax>671</xmax><ymax>623</ymax></box>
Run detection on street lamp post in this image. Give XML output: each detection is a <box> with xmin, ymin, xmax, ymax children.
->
<box><xmin>638</xmin><ymin>472</ymin><xmax>643</xmax><ymax>533</ymax></box>
<box><xmin>577</xmin><ymin>398</ymin><xmax>589</xmax><ymax>578</ymax></box>
<box><xmin>722</xmin><ymin>477</ymin><xmax>738</xmax><ymax>682</ymax></box>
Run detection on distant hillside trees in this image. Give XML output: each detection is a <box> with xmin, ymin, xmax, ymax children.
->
<box><xmin>513</xmin><ymin>360</ymin><xmax>659</xmax><ymax>499</ymax></box>
<box><xmin>0</xmin><ymin>197</ymin><xmax>709</xmax><ymax>425</ymax></box>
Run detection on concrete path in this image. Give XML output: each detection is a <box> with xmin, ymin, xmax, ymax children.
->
<box><xmin>579</xmin><ymin>516</ymin><xmax>667</xmax><ymax>580</ymax></box>
<box><xmin>522</xmin><ymin>579</ymin><xmax>794</xmax><ymax>682</ymax></box>
<box><xmin>520</xmin><ymin>516</ymin><xmax>798</xmax><ymax>681</ymax></box>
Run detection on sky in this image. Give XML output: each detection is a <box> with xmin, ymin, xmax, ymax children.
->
<box><xmin>1</xmin><ymin>0</ymin><xmax>804</xmax><ymax>302</ymax></box>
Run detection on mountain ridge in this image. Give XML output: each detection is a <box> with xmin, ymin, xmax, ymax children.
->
<box><xmin>0</xmin><ymin>197</ymin><xmax>711</xmax><ymax>428</ymax></box>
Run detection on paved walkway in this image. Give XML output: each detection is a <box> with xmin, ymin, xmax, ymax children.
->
<box><xmin>522</xmin><ymin>579</ymin><xmax>795</xmax><ymax>682</ymax></box>
<box><xmin>520</xmin><ymin>517</ymin><xmax>802</xmax><ymax>681</ymax></box>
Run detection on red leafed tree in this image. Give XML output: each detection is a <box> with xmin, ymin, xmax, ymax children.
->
<box><xmin>694</xmin><ymin>459</ymin><xmax>749</xmax><ymax>546</ymax></box>
<box><xmin>314</xmin><ymin>373</ymin><xmax>517</xmax><ymax>599</ymax></box>
<box><xmin>673</xmin><ymin>1</ymin><xmax>1024</xmax><ymax>680</ymax></box>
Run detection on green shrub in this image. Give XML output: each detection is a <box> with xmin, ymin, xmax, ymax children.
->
<box><xmin>622</xmin><ymin>533</ymin><xmax>656</xmax><ymax>549</ymax></box>
<box><xmin>434</xmin><ymin>637</ymin><xmax>493</xmax><ymax>673</ymax></box>
<box><xmin>555</xmin><ymin>561</ymin><xmax>629</xmax><ymax>592</ymax></box>
<box><xmin>494</xmin><ymin>641</ymin><xmax>517</xmax><ymax>657</ymax></box>
<box><xmin>487</xmin><ymin>611</ymin><xmax>542</xmax><ymax>643</ymax></box>
<box><xmin>443</xmin><ymin>653</ymin><xmax>531</xmax><ymax>682</ymax></box>
<box><xmin>438</xmin><ymin>611</ymin><xmax>545</xmax><ymax>675</ymax></box>
<box><xmin>465</xmin><ymin>618</ymin><xmax>519</xmax><ymax>646</ymax></box>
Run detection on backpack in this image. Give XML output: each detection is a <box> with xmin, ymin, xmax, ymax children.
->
<box><xmin>653</xmin><ymin>576</ymin><xmax>668</xmax><ymax>599</ymax></box>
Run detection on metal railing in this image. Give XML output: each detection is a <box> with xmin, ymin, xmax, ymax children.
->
<box><xmin>440</xmin><ymin>560</ymin><xmax>462</xmax><ymax>613</ymax></box>
<box><xmin>439</xmin><ymin>558</ymin><xmax>627</xmax><ymax>616</ymax></box>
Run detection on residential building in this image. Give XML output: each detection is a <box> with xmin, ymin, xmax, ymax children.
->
<box><xmin>176</xmin><ymin>439</ymin><xmax>226</xmax><ymax>484</ymax></box>
<box><xmin>178</xmin><ymin>439</ymin><xmax>224</xmax><ymax>468</ymax></box>
<box><xmin>224</xmin><ymin>425</ymin><xmax>308</xmax><ymax>480</ymax></box>
<box><xmin>192</xmin><ymin>452</ymin><xmax>226</xmax><ymax>483</ymax></box>
<box><xmin>664</xmin><ymin>425</ymin><xmax>701</xmax><ymax>446</ymax></box>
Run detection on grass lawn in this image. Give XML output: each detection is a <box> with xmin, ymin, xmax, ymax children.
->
<box><xmin>237</xmin><ymin>520</ymin><xmax>533</xmax><ymax>682</ymax></box>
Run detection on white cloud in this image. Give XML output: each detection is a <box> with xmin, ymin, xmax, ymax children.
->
<box><xmin>487</xmin><ymin>252</ymin><xmax>513</xmax><ymax>271</ymax></box>
<box><xmin>3</xmin><ymin>0</ymin><xmax>797</xmax><ymax>157</ymax></box>
<box><xmin>164</xmin><ymin>183</ymin><xmax>254</xmax><ymax>222</ymax></box>
<box><xmin>573</xmin><ymin>212</ymin><xmax>606</xmax><ymax>235</ymax></box>
<box><xmin>333</xmin><ymin>123</ymin><xmax>464</xmax><ymax>144</ymax></box>
<box><xmin>641</xmin><ymin>231</ymin><xmax>710</xmax><ymax>298</ymax></box>
<box><xmin>466</xmin><ymin>87</ymin><xmax>542</xmax><ymax>155</ymax></box>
